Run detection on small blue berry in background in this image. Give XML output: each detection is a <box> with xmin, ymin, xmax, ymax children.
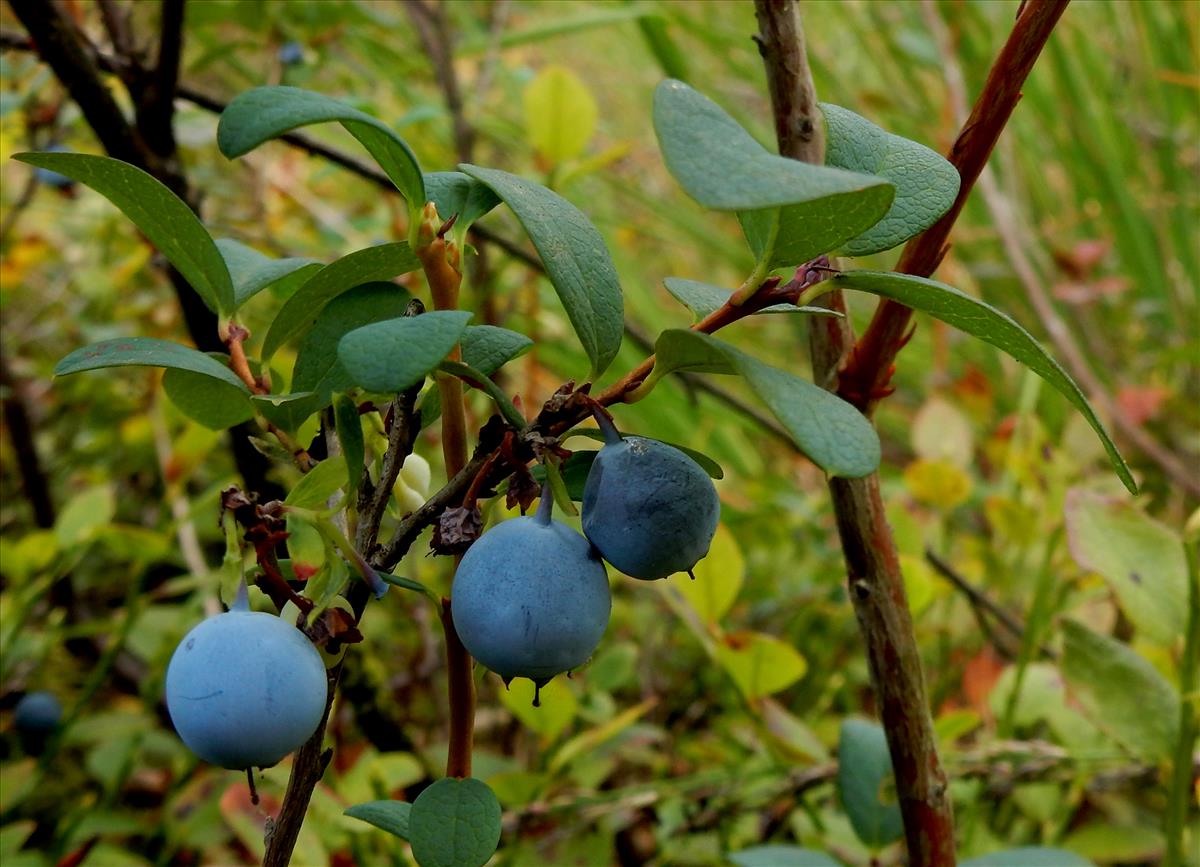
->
<box><xmin>33</xmin><ymin>143</ymin><xmax>74</xmax><ymax>189</ymax></box>
<box><xmin>277</xmin><ymin>41</ymin><xmax>304</xmax><ymax>66</ymax></box>
<box><xmin>14</xmin><ymin>691</ymin><xmax>62</xmax><ymax>734</ymax></box>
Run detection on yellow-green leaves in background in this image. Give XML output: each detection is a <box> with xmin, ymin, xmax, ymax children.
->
<box><xmin>716</xmin><ymin>631</ymin><xmax>807</xmax><ymax>700</ymax></box>
<box><xmin>500</xmin><ymin>677</ymin><xmax>577</xmax><ymax>741</ymax></box>
<box><xmin>674</xmin><ymin>524</ymin><xmax>743</xmax><ymax>624</ymax></box>
<box><xmin>524</xmin><ymin>65</ymin><xmax>598</xmax><ymax>164</ymax></box>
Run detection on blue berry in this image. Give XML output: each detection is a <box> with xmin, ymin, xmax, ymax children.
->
<box><xmin>165</xmin><ymin>589</ymin><xmax>327</xmax><ymax>769</ymax></box>
<box><xmin>451</xmin><ymin>494</ymin><xmax>611</xmax><ymax>686</ymax></box>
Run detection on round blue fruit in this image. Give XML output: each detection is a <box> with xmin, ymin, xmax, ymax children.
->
<box><xmin>14</xmin><ymin>691</ymin><xmax>62</xmax><ymax>734</ymax></box>
<box><xmin>582</xmin><ymin>434</ymin><xmax>720</xmax><ymax>580</ymax></box>
<box><xmin>451</xmin><ymin>498</ymin><xmax>611</xmax><ymax>684</ymax></box>
<box><xmin>166</xmin><ymin>606</ymin><xmax>327</xmax><ymax>769</ymax></box>
<box><xmin>277</xmin><ymin>41</ymin><xmax>304</xmax><ymax>66</ymax></box>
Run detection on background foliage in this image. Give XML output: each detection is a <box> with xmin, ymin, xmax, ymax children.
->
<box><xmin>0</xmin><ymin>1</ymin><xmax>1196</xmax><ymax>865</ymax></box>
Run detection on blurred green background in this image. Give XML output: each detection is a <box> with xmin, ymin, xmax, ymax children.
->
<box><xmin>0</xmin><ymin>1</ymin><xmax>1196</xmax><ymax>865</ymax></box>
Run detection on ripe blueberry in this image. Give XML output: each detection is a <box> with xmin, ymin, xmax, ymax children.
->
<box><xmin>581</xmin><ymin>413</ymin><xmax>719</xmax><ymax>581</ymax></box>
<box><xmin>165</xmin><ymin>585</ymin><xmax>327</xmax><ymax>769</ymax></box>
<box><xmin>14</xmin><ymin>691</ymin><xmax>62</xmax><ymax>734</ymax></box>
<box><xmin>451</xmin><ymin>491</ymin><xmax>611</xmax><ymax>690</ymax></box>
<box><xmin>277</xmin><ymin>41</ymin><xmax>304</xmax><ymax>66</ymax></box>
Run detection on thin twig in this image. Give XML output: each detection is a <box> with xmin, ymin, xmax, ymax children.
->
<box><xmin>753</xmin><ymin>2</ymin><xmax>957</xmax><ymax>862</ymax></box>
<box><xmin>356</xmin><ymin>301</ymin><xmax>426</xmax><ymax>554</ymax></box>
<box><xmin>918</xmin><ymin>0</ymin><xmax>1198</xmax><ymax>500</ymax></box>
<box><xmin>838</xmin><ymin>0</ymin><xmax>1072</xmax><ymax>413</ymax></box>
<box><xmin>924</xmin><ymin>548</ymin><xmax>1056</xmax><ymax>660</ymax></box>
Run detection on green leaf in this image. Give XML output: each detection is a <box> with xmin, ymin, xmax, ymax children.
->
<box><xmin>419</xmin><ymin>325</ymin><xmax>534</xmax><ymax>428</ymax></box>
<box><xmin>261</xmin><ymin>242</ymin><xmax>420</xmax><ymax>361</ymax></box>
<box><xmin>1064</xmin><ymin>488</ymin><xmax>1187</xmax><ymax>646</ymax></box>
<box><xmin>423</xmin><ymin>172</ymin><xmax>500</xmax><ymax>229</ymax></box>
<box><xmin>728</xmin><ymin>847</ymin><xmax>842</xmax><ymax>867</ymax></box>
<box><xmin>650</xmin><ymin>81</ymin><xmax>893</xmax><ymax>268</ymax></box>
<box><xmin>335</xmin><ymin>395</ymin><xmax>364</xmax><ymax>499</ymax></box>
<box><xmin>438</xmin><ymin>360</ymin><xmax>527</xmax><ymax>429</ymax></box>
<box><xmin>651</xmin><ymin>80</ymin><xmax>891</xmax><ymax>212</ymax></box>
<box><xmin>529</xmin><ymin>451</ymin><xmax>597</xmax><ymax>501</ymax></box>
<box><xmin>459</xmin><ymin>165</ymin><xmax>624</xmax><ymax>379</ymax></box>
<box><xmin>14</xmin><ymin>153</ymin><xmax>235</xmax><ymax>314</ymax></box>
<box><xmin>674</xmin><ymin>524</ymin><xmax>743</xmax><ymax>624</ymax></box>
<box><xmin>338</xmin><ymin>311</ymin><xmax>472</xmax><ymax>394</ymax></box>
<box><xmin>1062</xmin><ymin>824</ymin><xmax>1164</xmax><ymax>863</ymax></box>
<box><xmin>499</xmin><ymin>677</ymin><xmax>578</xmax><ymax>739</ymax></box>
<box><xmin>289</xmin><ymin>281</ymin><xmax>414</xmax><ymax>413</ymax></box>
<box><xmin>214</xmin><ymin>239</ymin><xmax>321</xmax><ymax>309</ymax></box>
<box><xmin>646</xmin><ymin>330</ymin><xmax>880</xmax><ymax>478</ymax></box>
<box><xmin>55</xmin><ymin>338</ymin><xmax>250</xmax><ymax>392</ymax></box>
<box><xmin>834</xmin><ymin>270</ymin><xmax>1135</xmax><ymax>493</ymax></box>
<box><xmin>344</xmin><ymin>800</ymin><xmax>411</xmax><ymax>840</ymax></box>
<box><xmin>460</xmin><ymin>325</ymin><xmax>534</xmax><ymax>373</ymax></box>
<box><xmin>838</xmin><ymin>718</ymin><xmax>904</xmax><ymax>849</ymax></box>
<box><xmin>163</xmin><ymin>368</ymin><xmax>255</xmax><ymax>430</ymax></box>
<box><xmin>663</xmin><ymin>277</ymin><xmax>843</xmax><ymax>321</ymax></box>
<box><xmin>962</xmin><ymin>849</ymin><xmax>1094</xmax><ymax>867</ymax></box>
<box><xmin>407</xmin><ymin>777</ymin><xmax>502</xmax><ymax>867</ymax></box>
<box><xmin>1061</xmin><ymin>620</ymin><xmax>1179</xmax><ymax>762</ymax></box>
<box><xmin>284</xmin><ymin>459</ymin><xmax>349</xmax><ymax>510</ymax></box>
<box><xmin>570</xmin><ymin>428</ymin><xmax>724</xmax><ymax>479</ymax></box>
<box><xmin>715</xmin><ymin>631</ymin><xmax>807</xmax><ymax>699</ymax></box>
<box><xmin>55</xmin><ymin>485</ymin><xmax>116</xmax><ymax>548</ymax></box>
<box><xmin>218</xmin><ymin>86</ymin><xmax>425</xmax><ymax>207</ymax></box>
<box><xmin>523</xmin><ymin>65</ymin><xmax>598</xmax><ymax>163</ymax></box>
<box><xmin>821</xmin><ymin>103</ymin><xmax>960</xmax><ymax>256</ymax></box>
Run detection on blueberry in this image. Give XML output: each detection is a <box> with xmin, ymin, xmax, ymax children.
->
<box><xmin>33</xmin><ymin>144</ymin><xmax>73</xmax><ymax>189</ymax></box>
<box><xmin>14</xmin><ymin>691</ymin><xmax>62</xmax><ymax>734</ymax></box>
<box><xmin>451</xmin><ymin>493</ymin><xmax>611</xmax><ymax>687</ymax></box>
<box><xmin>165</xmin><ymin>587</ymin><xmax>327</xmax><ymax>769</ymax></box>
<box><xmin>277</xmin><ymin>41</ymin><xmax>304</xmax><ymax>66</ymax></box>
<box><xmin>581</xmin><ymin>415</ymin><xmax>719</xmax><ymax>580</ymax></box>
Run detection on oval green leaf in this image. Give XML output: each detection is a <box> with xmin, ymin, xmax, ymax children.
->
<box><xmin>14</xmin><ymin>153</ymin><xmax>235</xmax><ymax>314</ymax></box>
<box><xmin>459</xmin><ymin>164</ymin><xmax>623</xmax><ymax>380</ymax></box>
<box><xmin>284</xmin><ymin>457</ymin><xmax>348</xmax><ymax>509</ymax></box>
<box><xmin>962</xmin><ymin>849</ymin><xmax>1094</xmax><ymax>867</ymax></box>
<box><xmin>646</xmin><ymin>330</ymin><xmax>881</xmax><ymax>478</ymax></box>
<box><xmin>650</xmin><ymin>80</ymin><xmax>893</xmax><ymax>268</ymax></box>
<box><xmin>215</xmin><ymin>238</ymin><xmax>321</xmax><ymax>309</ymax></box>
<box><xmin>218</xmin><ymin>86</ymin><xmax>425</xmax><ymax>207</ymax></box>
<box><xmin>838</xmin><ymin>718</ymin><xmax>904</xmax><ymax>848</ymax></box>
<box><xmin>524</xmin><ymin>65</ymin><xmax>598</xmax><ymax>163</ymax></box>
<box><xmin>651</xmin><ymin>80</ymin><xmax>891</xmax><ymax>212</ymax></box>
<box><xmin>344</xmin><ymin>800</ymin><xmax>411</xmax><ymax>840</ymax></box>
<box><xmin>834</xmin><ymin>270</ymin><xmax>1135</xmax><ymax>492</ymax></box>
<box><xmin>715</xmin><ymin>630</ymin><xmax>807</xmax><ymax>699</ymax></box>
<box><xmin>821</xmin><ymin>103</ymin><xmax>960</xmax><ymax>256</ymax></box>
<box><xmin>261</xmin><ymin>242</ymin><xmax>420</xmax><ymax>361</ymax></box>
<box><xmin>1061</xmin><ymin>619</ymin><xmax>1179</xmax><ymax>763</ymax></box>
<box><xmin>423</xmin><ymin>172</ymin><xmax>501</xmax><ymax>229</ymax></box>
<box><xmin>55</xmin><ymin>338</ymin><xmax>250</xmax><ymax>392</ymax></box>
<box><xmin>729</xmin><ymin>847</ymin><xmax>842</xmax><ymax>867</ymax></box>
<box><xmin>1064</xmin><ymin>488</ymin><xmax>1187</xmax><ymax>646</ymax></box>
<box><xmin>407</xmin><ymin>777</ymin><xmax>502</xmax><ymax>867</ymax></box>
<box><xmin>338</xmin><ymin>310</ymin><xmax>472</xmax><ymax>394</ymax></box>
<box><xmin>163</xmin><ymin>368</ymin><xmax>255</xmax><ymax>430</ymax></box>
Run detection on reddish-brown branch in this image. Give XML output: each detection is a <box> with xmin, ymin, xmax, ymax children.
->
<box><xmin>837</xmin><ymin>0</ymin><xmax>1071</xmax><ymax>412</ymax></box>
<box><xmin>754</xmin><ymin>1</ymin><xmax>1072</xmax><ymax>864</ymax></box>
